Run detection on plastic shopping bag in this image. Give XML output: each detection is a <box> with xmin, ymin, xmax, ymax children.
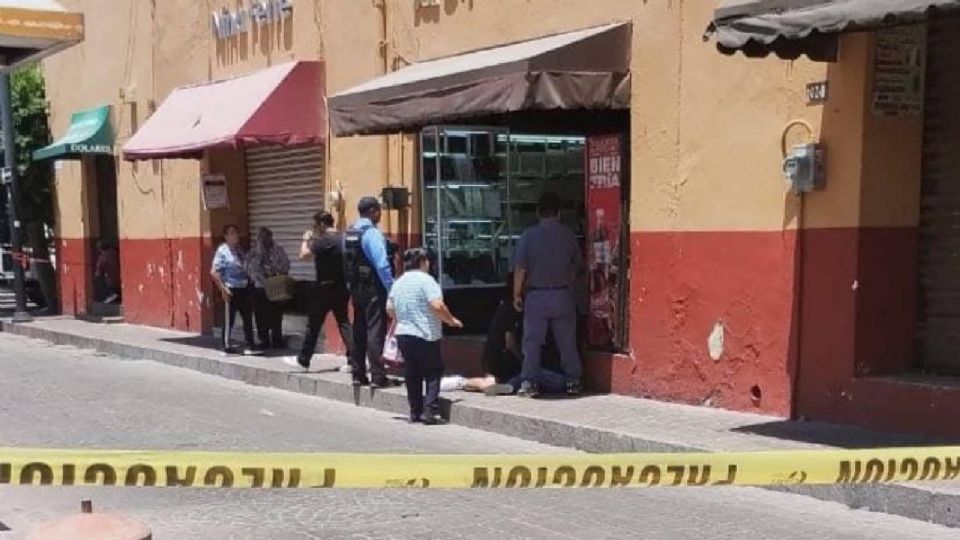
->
<box><xmin>382</xmin><ymin>331</ymin><xmax>404</xmax><ymax>369</ymax></box>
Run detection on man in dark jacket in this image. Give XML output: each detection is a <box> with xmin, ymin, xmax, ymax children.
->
<box><xmin>286</xmin><ymin>211</ymin><xmax>352</xmax><ymax>370</ymax></box>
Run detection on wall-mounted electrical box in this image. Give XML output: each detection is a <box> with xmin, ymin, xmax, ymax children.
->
<box><xmin>382</xmin><ymin>186</ymin><xmax>410</xmax><ymax>210</ymax></box>
<box><xmin>783</xmin><ymin>143</ymin><xmax>826</xmax><ymax>194</ymax></box>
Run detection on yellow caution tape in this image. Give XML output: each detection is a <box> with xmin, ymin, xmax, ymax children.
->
<box><xmin>2</xmin><ymin>446</ymin><xmax>960</xmax><ymax>489</ymax></box>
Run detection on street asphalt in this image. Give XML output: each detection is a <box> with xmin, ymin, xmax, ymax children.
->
<box><xmin>0</xmin><ymin>332</ymin><xmax>954</xmax><ymax>539</ymax></box>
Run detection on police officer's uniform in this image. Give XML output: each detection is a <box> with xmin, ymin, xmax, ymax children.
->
<box><xmin>514</xmin><ymin>217</ymin><xmax>582</xmax><ymax>390</ymax></box>
<box><xmin>343</xmin><ymin>199</ymin><xmax>395</xmax><ymax>386</ymax></box>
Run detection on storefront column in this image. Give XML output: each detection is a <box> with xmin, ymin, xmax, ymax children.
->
<box><xmin>54</xmin><ymin>157</ymin><xmax>97</xmax><ymax>317</ymax></box>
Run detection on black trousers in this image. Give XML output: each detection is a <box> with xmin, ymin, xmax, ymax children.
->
<box><xmin>223</xmin><ymin>286</ymin><xmax>254</xmax><ymax>350</ymax></box>
<box><xmin>350</xmin><ymin>291</ymin><xmax>388</xmax><ymax>383</ymax></box>
<box><xmin>253</xmin><ymin>287</ymin><xmax>284</xmax><ymax>348</ymax></box>
<box><xmin>397</xmin><ymin>335</ymin><xmax>443</xmax><ymax>420</ymax></box>
<box><xmin>299</xmin><ymin>283</ymin><xmax>352</xmax><ymax>362</ymax></box>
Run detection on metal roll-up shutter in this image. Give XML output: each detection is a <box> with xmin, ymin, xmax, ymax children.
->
<box><xmin>918</xmin><ymin>14</ymin><xmax>960</xmax><ymax>373</ymax></box>
<box><xmin>246</xmin><ymin>145</ymin><xmax>325</xmax><ymax>281</ymax></box>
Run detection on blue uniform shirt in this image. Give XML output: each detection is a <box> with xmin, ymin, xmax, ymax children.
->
<box><xmin>352</xmin><ymin>217</ymin><xmax>394</xmax><ymax>291</ymax></box>
<box><xmin>514</xmin><ymin>218</ymin><xmax>580</xmax><ymax>289</ymax></box>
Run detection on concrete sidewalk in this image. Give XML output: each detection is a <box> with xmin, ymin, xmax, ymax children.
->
<box><xmin>2</xmin><ymin>316</ymin><xmax>959</xmax><ymax>528</ymax></box>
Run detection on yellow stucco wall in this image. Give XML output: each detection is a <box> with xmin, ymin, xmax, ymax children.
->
<box><xmin>44</xmin><ymin>0</ymin><xmax>323</xmax><ymax>242</ymax></box>
<box><xmin>42</xmin><ymin>1</ymin><xmax>919</xmax><ymax>244</ymax></box>
<box><xmin>321</xmin><ymin>0</ymin><xmax>832</xmax><ymax>233</ymax></box>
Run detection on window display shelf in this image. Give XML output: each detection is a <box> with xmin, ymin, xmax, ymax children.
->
<box><xmin>441</xmin><ymin>282</ymin><xmax>506</xmax><ymax>290</ymax></box>
<box><xmin>425</xmin><ymin>217</ymin><xmax>504</xmax><ymax>224</ymax></box>
<box><xmin>421</xmin><ymin>126</ymin><xmax>586</xmax><ymax>332</ymax></box>
<box><xmin>425</xmin><ymin>182</ymin><xmax>506</xmax><ymax>189</ymax></box>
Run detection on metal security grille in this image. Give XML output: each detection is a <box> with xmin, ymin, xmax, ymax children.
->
<box><xmin>917</xmin><ymin>13</ymin><xmax>960</xmax><ymax>373</ymax></box>
<box><xmin>245</xmin><ymin>145</ymin><xmax>325</xmax><ymax>281</ymax></box>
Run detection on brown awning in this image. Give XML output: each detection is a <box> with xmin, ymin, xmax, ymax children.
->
<box><xmin>705</xmin><ymin>0</ymin><xmax>960</xmax><ymax>61</ymax></box>
<box><xmin>329</xmin><ymin>22</ymin><xmax>631</xmax><ymax>137</ymax></box>
<box><xmin>0</xmin><ymin>0</ymin><xmax>83</xmax><ymax>71</ymax></box>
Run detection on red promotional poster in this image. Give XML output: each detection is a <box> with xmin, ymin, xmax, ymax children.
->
<box><xmin>585</xmin><ymin>135</ymin><xmax>623</xmax><ymax>349</ymax></box>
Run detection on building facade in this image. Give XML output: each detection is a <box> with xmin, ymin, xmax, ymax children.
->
<box><xmin>39</xmin><ymin>0</ymin><xmax>960</xmax><ymax>437</ymax></box>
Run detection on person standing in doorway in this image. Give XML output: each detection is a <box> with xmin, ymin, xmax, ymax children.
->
<box><xmin>247</xmin><ymin>227</ymin><xmax>291</xmax><ymax>350</ymax></box>
<box><xmin>94</xmin><ymin>238</ymin><xmax>121</xmax><ymax>304</ymax></box>
<box><xmin>513</xmin><ymin>192</ymin><xmax>583</xmax><ymax>398</ymax></box>
<box><xmin>344</xmin><ymin>196</ymin><xmax>395</xmax><ymax>388</ymax></box>
<box><xmin>211</xmin><ymin>224</ymin><xmax>258</xmax><ymax>356</ymax></box>
<box><xmin>285</xmin><ymin>211</ymin><xmax>353</xmax><ymax>370</ymax></box>
<box><xmin>387</xmin><ymin>247</ymin><xmax>463</xmax><ymax>424</ymax></box>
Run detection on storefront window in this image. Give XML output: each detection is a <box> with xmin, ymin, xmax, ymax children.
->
<box><xmin>421</xmin><ymin>126</ymin><xmax>586</xmax><ymax>332</ymax></box>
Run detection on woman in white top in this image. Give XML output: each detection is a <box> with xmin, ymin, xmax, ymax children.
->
<box><xmin>386</xmin><ymin>247</ymin><xmax>463</xmax><ymax>424</ymax></box>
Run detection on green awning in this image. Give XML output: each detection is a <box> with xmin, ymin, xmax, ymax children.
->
<box><xmin>34</xmin><ymin>105</ymin><xmax>113</xmax><ymax>161</ymax></box>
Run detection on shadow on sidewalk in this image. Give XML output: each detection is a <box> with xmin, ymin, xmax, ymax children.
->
<box><xmin>160</xmin><ymin>335</ymin><xmax>297</xmax><ymax>359</ymax></box>
<box><xmin>731</xmin><ymin>420</ymin><xmax>957</xmax><ymax>449</ymax></box>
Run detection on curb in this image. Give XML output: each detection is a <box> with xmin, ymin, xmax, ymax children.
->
<box><xmin>2</xmin><ymin>320</ymin><xmax>957</xmax><ymax>528</ymax></box>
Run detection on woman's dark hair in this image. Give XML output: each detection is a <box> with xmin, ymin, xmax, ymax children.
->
<box><xmin>314</xmin><ymin>211</ymin><xmax>334</xmax><ymax>228</ymax></box>
<box><xmin>403</xmin><ymin>247</ymin><xmax>431</xmax><ymax>272</ymax></box>
<box><xmin>222</xmin><ymin>224</ymin><xmax>239</xmax><ymax>236</ymax></box>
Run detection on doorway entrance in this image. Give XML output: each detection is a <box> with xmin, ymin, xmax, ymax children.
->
<box><xmin>90</xmin><ymin>155</ymin><xmax>121</xmax><ymax>314</ymax></box>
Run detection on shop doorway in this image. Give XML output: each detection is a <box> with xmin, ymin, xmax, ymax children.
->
<box><xmin>916</xmin><ymin>13</ymin><xmax>960</xmax><ymax>374</ymax></box>
<box><xmin>90</xmin><ymin>155</ymin><xmax>121</xmax><ymax>313</ymax></box>
<box><xmin>420</xmin><ymin>126</ymin><xmax>608</xmax><ymax>339</ymax></box>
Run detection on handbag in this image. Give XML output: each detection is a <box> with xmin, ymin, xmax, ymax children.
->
<box><xmin>264</xmin><ymin>274</ymin><xmax>295</xmax><ymax>302</ymax></box>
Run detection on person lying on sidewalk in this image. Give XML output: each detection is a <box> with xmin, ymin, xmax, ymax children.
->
<box><xmin>441</xmin><ymin>328</ymin><xmax>567</xmax><ymax>396</ymax></box>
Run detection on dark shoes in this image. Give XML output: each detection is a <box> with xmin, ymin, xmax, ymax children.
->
<box><xmin>517</xmin><ymin>381</ymin><xmax>539</xmax><ymax>398</ymax></box>
<box><xmin>420</xmin><ymin>413</ymin><xmax>447</xmax><ymax>425</ymax></box>
<box><xmin>566</xmin><ymin>379</ymin><xmax>583</xmax><ymax>397</ymax></box>
<box><xmin>353</xmin><ymin>375</ymin><xmax>392</xmax><ymax>388</ymax></box>
<box><xmin>370</xmin><ymin>377</ymin><xmax>393</xmax><ymax>389</ymax></box>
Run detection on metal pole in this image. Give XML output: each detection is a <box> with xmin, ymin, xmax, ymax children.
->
<box><xmin>1</xmin><ymin>72</ymin><xmax>32</xmax><ymax>323</ymax></box>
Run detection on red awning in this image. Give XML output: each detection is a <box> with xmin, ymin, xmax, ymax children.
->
<box><xmin>123</xmin><ymin>61</ymin><xmax>325</xmax><ymax>160</ymax></box>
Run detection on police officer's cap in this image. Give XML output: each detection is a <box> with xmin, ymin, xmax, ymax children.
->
<box><xmin>357</xmin><ymin>196</ymin><xmax>381</xmax><ymax>214</ymax></box>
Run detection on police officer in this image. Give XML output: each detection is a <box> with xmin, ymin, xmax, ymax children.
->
<box><xmin>343</xmin><ymin>196</ymin><xmax>395</xmax><ymax>387</ymax></box>
<box><xmin>513</xmin><ymin>192</ymin><xmax>583</xmax><ymax>398</ymax></box>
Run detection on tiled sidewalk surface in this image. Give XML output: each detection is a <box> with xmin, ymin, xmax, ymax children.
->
<box><xmin>3</xmin><ymin>317</ymin><xmax>960</xmax><ymax>527</ymax></box>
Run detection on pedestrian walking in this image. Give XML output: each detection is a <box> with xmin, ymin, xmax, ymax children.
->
<box><xmin>387</xmin><ymin>247</ymin><xmax>463</xmax><ymax>424</ymax></box>
<box><xmin>285</xmin><ymin>211</ymin><xmax>353</xmax><ymax>370</ymax></box>
<box><xmin>246</xmin><ymin>227</ymin><xmax>291</xmax><ymax>350</ymax></box>
<box><xmin>210</xmin><ymin>224</ymin><xmax>258</xmax><ymax>356</ymax></box>
<box><xmin>343</xmin><ymin>196</ymin><xmax>395</xmax><ymax>387</ymax></box>
<box><xmin>513</xmin><ymin>192</ymin><xmax>584</xmax><ymax>398</ymax></box>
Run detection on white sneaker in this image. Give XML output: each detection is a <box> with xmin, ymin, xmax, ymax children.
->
<box><xmin>283</xmin><ymin>356</ymin><xmax>308</xmax><ymax>371</ymax></box>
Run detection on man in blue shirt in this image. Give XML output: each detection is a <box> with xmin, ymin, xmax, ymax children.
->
<box><xmin>344</xmin><ymin>196</ymin><xmax>395</xmax><ymax>387</ymax></box>
<box><xmin>513</xmin><ymin>192</ymin><xmax>583</xmax><ymax>398</ymax></box>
